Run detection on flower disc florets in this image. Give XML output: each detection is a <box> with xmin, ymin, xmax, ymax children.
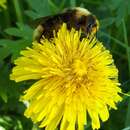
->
<box><xmin>10</xmin><ymin>23</ymin><xmax>122</xmax><ymax>130</ymax></box>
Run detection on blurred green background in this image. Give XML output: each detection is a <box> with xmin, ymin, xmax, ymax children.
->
<box><xmin>0</xmin><ymin>0</ymin><xmax>130</xmax><ymax>130</ymax></box>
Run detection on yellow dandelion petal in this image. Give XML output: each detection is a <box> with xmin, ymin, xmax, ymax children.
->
<box><xmin>10</xmin><ymin>23</ymin><xmax>122</xmax><ymax>130</ymax></box>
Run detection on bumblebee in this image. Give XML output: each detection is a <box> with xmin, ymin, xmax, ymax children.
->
<box><xmin>33</xmin><ymin>7</ymin><xmax>99</xmax><ymax>42</ymax></box>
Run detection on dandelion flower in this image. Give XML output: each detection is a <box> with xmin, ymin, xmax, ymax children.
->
<box><xmin>0</xmin><ymin>0</ymin><xmax>6</xmax><ymax>10</ymax></box>
<box><xmin>10</xmin><ymin>23</ymin><xmax>122</xmax><ymax>130</ymax></box>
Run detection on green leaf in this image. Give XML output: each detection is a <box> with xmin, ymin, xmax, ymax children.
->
<box><xmin>115</xmin><ymin>1</ymin><xmax>126</xmax><ymax>26</ymax></box>
<box><xmin>0</xmin><ymin>126</ymin><xmax>6</xmax><ymax>130</ymax></box>
<box><xmin>70</xmin><ymin>0</ymin><xmax>76</xmax><ymax>7</ymax></box>
<box><xmin>0</xmin><ymin>115</ymin><xmax>24</xmax><ymax>130</ymax></box>
<box><xmin>0</xmin><ymin>64</ymin><xmax>10</xmax><ymax>103</ymax></box>
<box><xmin>128</xmin><ymin>0</ymin><xmax>130</xmax><ymax>15</ymax></box>
<box><xmin>0</xmin><ymin>91</ymin><xmax>8</xmax><ymax>103</ymax></box>
<box><xmin>4</xmin><ymin>28</ymin><xmax>23</xmax><ymax>37</ymax></box>
<box><xmin>48</xmin><ymin>0</ymin><xmax>59</xmax><ymax>13</ymax></box>
<box><xmin>106</xmin><ymin>0</ymin><xmax>122</xmax><ymax>10</ymax></box>
<box><xmin>99</xmin><ymin>31</ymin><xmax>130</xmax><ymax>49</ymax></box>
<box><xmin>0</xmin><ymin>22</ymin><xmax>33</xmax><ymax>61</ymax></box>
<box><xmin>5</xmin><ymin>23</ymin><xmax>33</xmax><ymax>41</ymax></box>
<box><xmin>14</xmin><ymin>119</ymin><xmax>23</xmax><ymax>130</ymax></box>
<box><xmin>125</xmin><ymin>98</ymin><xmax>130</xmax><ymax>127</ymax></box>
<box><xmin>48</xmin><ymin>0</ymin><xmax>66</xmax><ymax>13</ymax></box>
<box><xmin>25</xmin><ymin>0</ymin><xmax>52</xmax><ymax>19</ymax></box>
<box><xmin>100</xmin><ymin>17</ymin><xmax>115</xmax><ymax>28</ymax></box>
<box><xmin>0</xmin><ymin>116</ymin><xmax>12</xmax><ymax>128</ymax></box>
<box><xmin>0</xmin><ymin>47</ymin><xmax>11</xmax><ymax>62</ymax></box>
<box><xmin>122</xmin><ymin>127</ymin><xmax>130</xmax><ymax>130</ymax></box>
<box><xmin>25</xmin><ymin>10</ymin><xmax>42</xmax><ymax>20</ymax></box>
<box><xmin>32</xmin><ymin>124</ymin><xmax>41</xmax><ymax>130</ymax></box>
<box><xmin>84</xmin><ymin>121</ymin><xmax>91</xmax><ymax>130</ymax></box>
<box><xmin>0</xmin><ymin>39</ymin><xmax>32</xmax><ymax>61</ymax></box>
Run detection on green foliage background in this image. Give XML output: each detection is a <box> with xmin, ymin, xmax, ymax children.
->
<box><xmin>0</xmin><ymin>0</ymin><xmax>130</xmax><ymax>130</ymax></box>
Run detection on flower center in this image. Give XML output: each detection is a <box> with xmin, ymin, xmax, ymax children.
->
<box><xmin>72</xmin><ymin>59</ymin><xmax>87</xmax><ymax>77</ymax></box>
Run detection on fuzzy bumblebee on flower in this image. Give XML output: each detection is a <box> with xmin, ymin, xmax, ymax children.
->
<box><xmin>10</xmin><ymin>7</ymin><xmax>122</xmax><ymax>130</ymax></box>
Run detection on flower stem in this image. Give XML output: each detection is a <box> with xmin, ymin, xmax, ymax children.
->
<box><xmin>4</xmin><ymin>9</ymin><xmax>11</xmax><ymax>28</ymax></box>
<box><xmin>99</xmin><ymin>31</ymin><xmax>130</xmax><ymax>49</ymax></box>
<box><xmin>122</xmin><ymin>19</ymin><xmax>130</xmax><ymax>77</ymax></box>
<box><xmin>122</xmin><ymin>19</ymin><xmax>130</xmax><ymax>127</ymax></box>
<box><xmin>13</xmin><ymin>0</ymin><xmax>23</xmax><ymax>23</ymax></box>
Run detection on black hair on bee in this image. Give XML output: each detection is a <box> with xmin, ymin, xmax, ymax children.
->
<box><xmin>33</xmin><ymin>7</ymin><xmax>99</xmax><ymax>42</ymax></box>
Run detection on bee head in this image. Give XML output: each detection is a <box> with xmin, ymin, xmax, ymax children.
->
<box><xmin>85</xmin><ymin>15</ymin><xmax>99</xmax><ymax>34</ymax></box>
<box><xmin>75</xmin><ymin>7</ymin><xmax>99</xmax><ymax>35</ymax></box>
